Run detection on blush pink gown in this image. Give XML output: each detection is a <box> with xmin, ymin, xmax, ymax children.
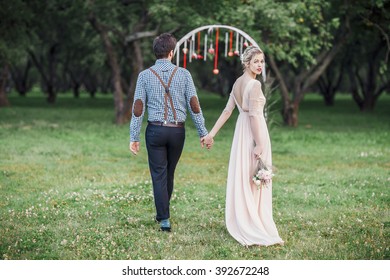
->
<box><xmin>224</xmin><ymin>79</ymin><xmax>284</xmax><ymax>246</ymax></box>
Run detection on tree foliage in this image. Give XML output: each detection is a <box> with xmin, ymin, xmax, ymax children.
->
<box><xmin>1</xmin><ymin>0</ymin><xmax>388</xmax><ymax>126</ymax></box>
<box><xmin>345</xmin><ymin>0</ymin><xmax>390</xmax><ymax>111</ymax></box>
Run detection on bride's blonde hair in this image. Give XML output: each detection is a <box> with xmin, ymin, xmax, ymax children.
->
<box><xmin>240</xmin><ymin>46</ymin><xmax>264</xmax><ymax>70</ymax></box>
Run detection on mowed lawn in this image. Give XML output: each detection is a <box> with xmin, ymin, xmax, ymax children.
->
<box><xmin>0</xmin><ymin>90</ymin><xmax>389</xmax><ymax>260</ymax></box>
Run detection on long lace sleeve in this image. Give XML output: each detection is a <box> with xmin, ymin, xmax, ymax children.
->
<box><xmin>249</xmin><ymin>80</ymin><xmax>264</xmax><ymax>117</ymax></box>
<box><xmin>248</xmin><ymin>80</ymin><xmax>264</xmax><ymax>150</ymax></box>
<box><xmin>208</xmin><ymin>94</ymin><xmax>235</xmax><ymax>138</ymax></box>
<box><xmin>223</xmin><ymin>94</ymin><xmax>236</xmax><ymax>113</ymax></box>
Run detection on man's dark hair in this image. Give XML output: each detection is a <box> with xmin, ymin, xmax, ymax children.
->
<box><xmin>153</xmin><ymin>33</ymin><xmax>177</xmax><ymax>59</ymax></box>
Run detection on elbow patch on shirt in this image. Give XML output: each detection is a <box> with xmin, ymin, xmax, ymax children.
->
<box><xmin>190</xmin><ymin>96</ymin><xmax>201</xmax><ymax>114</ymax></box>
<box><xmin>133</xmin><ymin>99</ymin><xmax>143</xmax><ymax>117</ymax></box>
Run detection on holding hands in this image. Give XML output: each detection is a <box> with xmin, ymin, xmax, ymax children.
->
<box><xmin>201</xmin><ymin>134</ymin><xmax>214</xmax><ymax>150</ymax></box>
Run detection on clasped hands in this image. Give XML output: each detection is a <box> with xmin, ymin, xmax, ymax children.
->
<box><xmin>201</xmin><ymin>134</ymin><xmax>214</xmax><ymax>150</ymax></box>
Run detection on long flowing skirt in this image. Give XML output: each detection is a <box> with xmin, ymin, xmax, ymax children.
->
<box><xmin>225</xmin><ymin>112</ymin><xmax>284</xmax><ymax>246</ymax></box>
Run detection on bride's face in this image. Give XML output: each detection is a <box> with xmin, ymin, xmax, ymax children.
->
<box><xmin>248</xmin><ymin>53</ymin><xmax>264</xmax><ymax>76</ymax></box>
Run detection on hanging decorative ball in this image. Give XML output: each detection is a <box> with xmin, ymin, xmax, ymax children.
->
<box><xmin>214</xmin><ymin>28</ymin><xmax>220</xmax><ymax>75</ymax></box>
<box><xmin>177</xmin><ymin>26</ymin><xmax>259</xmax><ymax>74</ymax></box>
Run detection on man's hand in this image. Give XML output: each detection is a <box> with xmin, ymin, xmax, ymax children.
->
<box><xmin>129</xmin><ymin>142</ymin><xmax>140</xmax><ymax>155</ymax></box>
<box><xmin>201</xmin><ymin>134</ymin><xmax>214</xmax><ymax>150</ymax></box>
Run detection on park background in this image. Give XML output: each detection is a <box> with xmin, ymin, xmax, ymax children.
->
<box><xmin>0</xmin><ymin>0</ymin><xmax>389</xmax><ymax>260</ymax></box>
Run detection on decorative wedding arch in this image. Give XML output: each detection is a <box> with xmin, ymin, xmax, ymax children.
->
<box><xmin>174</xmin><ymin>25</ymin><xmax>266</xmax><ymax>81</ymax></box>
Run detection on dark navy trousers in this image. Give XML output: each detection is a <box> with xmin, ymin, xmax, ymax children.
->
<box><xmin>145</xmin><ymin>123</ymin><xmax>185</xmax><ymax>221</ymax></box>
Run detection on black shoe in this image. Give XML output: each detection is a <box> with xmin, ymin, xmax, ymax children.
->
<box><xmin>160</xmin><ymin>219</ymin><xmax>171</xmax><ymax>232</ymax></box>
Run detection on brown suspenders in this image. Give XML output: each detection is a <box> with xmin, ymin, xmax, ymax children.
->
<box><xmin>149</xmin><ymin>67</ymin><xmax>179</xmax><ymax>124</ymax></box>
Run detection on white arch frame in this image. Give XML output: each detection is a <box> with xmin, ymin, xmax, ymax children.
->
<box><xmin>174</xmin><ymin>24</ymin><xmax>266</xmax><ymax>80</ymax></box>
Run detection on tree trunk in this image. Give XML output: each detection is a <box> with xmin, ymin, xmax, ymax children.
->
<box><xmin>69</xmin><ymin>71</ymin><xmax>82</xmax><ymax>98</ymax></box>
<box><xmin>324</xmin><ymin>93</ymin><xmax>335</xmax><ymax>106</ymax></box>
<box><xmin>89</xmin><ymin>15</ymin><xmax>126</xmax><ymax>124</ymax></box>
<box><xmin>47</xmin><ymin>44</ymin><xmax>58</xmax><ymax>104</ymax></box>
<box><xmin>0</xmin><ymin>64</ymin><xmax>10</xmax><ymax>107</ymax></box>
<box><xmin>88</xmin><ymin>89</ymin><xmax>96</xmax><ymax>98</ymax></box>
<box><xmin>47</xmin><ymin>84</ymin><xmax>56</xmax><ymax>103</ymax></box>
<box><xmin>84</xmin><ymin>72</ymin><xmax>97</xmax><ymax>98</ymax></box>
<box><xmin>269</xmin><ymin>35</ymin><xmax>346</xmax><ymax>126</ymax></box>
<box><xmin>317</xmin><ymin>57</ymin><xmax>345</xmax><ymax>107</ymax></box>
<box><xmin>65</xmin><ymin>63</ymin><xmax>85</xmax><ymax>98</ymax></box>
<box><xmin>73</xmin><ymin>84</ymin><xmax>80</xmax><ymax>98</ymax></box>
<box><xmin>29</xmin><ymin>44</ymin><xmax>59</xmax><ymax>104</ymax></box>
<box><xmin>267</xmin><ymin>14</ymin><xmax>350</xmax><ymax>126</ymax></box>
<box><xmin>10</xmin><ymin>59</ymin><xmax>32</xmax><ymax>96</ymax></box>
<box><xmin>268</xmin><ymin>55</ymin><xmax>298</xmax><ymax>126</ymax></box>
<box><xmin>290</xmin><ymin>101</ymin><xmax>300</xmax><ymax>127</ymax></box>
<box><xmin>361</xmin><ymin>95</ymin><xmax>377</xmax><ymax>111</ymax></box>
<box><xmin>125</xmin><ymin>40</ymin><xmax>144</xmax><ymax>122</ymax></box>
<box><xmin>348</xmin><ymin>42</ymin><xmax>386</xmax><ymax>112</ymax></box>
<box><xmin>124</xmin><ymin>18</ymin><xmax>157</xmax><ymax>122</ymax></box>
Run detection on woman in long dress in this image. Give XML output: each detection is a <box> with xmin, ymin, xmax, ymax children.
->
<box><xmin>204</xmin><ymin>46</ymin><xmax>284</xmax><ymax>246</ymax></box>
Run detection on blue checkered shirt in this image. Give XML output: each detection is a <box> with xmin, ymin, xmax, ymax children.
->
<box><xmin>130</xmin><ymin>59</ymin><xmax>208</xmax><ymax>142</ymax></box>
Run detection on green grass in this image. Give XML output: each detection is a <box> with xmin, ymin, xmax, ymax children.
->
<box><xmin>0</xmin><ymin>90</ymin><xmax>389</xmax><ymax>260</ymax></box>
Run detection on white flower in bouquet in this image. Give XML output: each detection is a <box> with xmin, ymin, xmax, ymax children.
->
<box><xmin>252</xmin><ymin>163</ymin><xmax>274</xmax><ymax>189</ymax></box>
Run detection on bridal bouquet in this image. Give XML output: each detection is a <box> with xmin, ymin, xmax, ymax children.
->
<box><xmin>252</xmin><ymin>159</ymin><xmax>274</xmax><ymax>189</ymax></box>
